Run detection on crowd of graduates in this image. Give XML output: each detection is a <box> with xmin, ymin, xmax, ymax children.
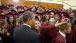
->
<box><xmin>0</xmin><ymin>4</ymin><xmax>76</xmax><ymax>43</ymax></box>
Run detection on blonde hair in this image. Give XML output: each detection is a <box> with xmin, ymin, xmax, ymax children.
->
<box><xmin>18</xmin><ymin>16</ymin><xmax>23</xmax><ymax>26</ymax></box>
<box><xmin>32</xmin><ymin>20</ymin><xmax>41</xmax><ymax>34</ymax></box>
<box><xmin>59</xmin><ymin>23</ymin><xmax>71</xmax><ymax>31</ymax></box>
<box><xmin>16</xmin><ymin>16</ymin><xmax>23</xmax><ymax>26</ymax></box>
<box><xmin>0</xmin><ymin>19</ymin><xmax>8</xmax><ymax>30</ymax></box>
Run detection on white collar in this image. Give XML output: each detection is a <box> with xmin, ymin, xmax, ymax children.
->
<box><xmin>59</xmin><ymin>30</ymin><xmax>66</xmax><ymax>38</ymax></box>
<box><xmin>23</xmin><ymin>24</ymin><xmax>31</xmax><ymax>28</ymax></box>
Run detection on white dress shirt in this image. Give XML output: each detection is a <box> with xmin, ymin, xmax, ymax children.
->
<box><xmin>59</xmin><ymin>30</ymin><xmax>66</xmax><ymax>43</ymax></box>
<box><xmin>23</xmin><ymin>24</ymin><xmax>31</xmax><ymax>28</ymax></box>
<box><xmin>59</xmin><ymin>30</ymin><xmax>66</xmax><ymax>38</ymax></box>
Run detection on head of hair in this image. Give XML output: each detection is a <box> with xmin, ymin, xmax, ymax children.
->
<box><xmin>22</xmin><ymin>11</ymin><xmax>34</xmax><ymax>22</ymax></box>
<box><xmin>70</xmin><ymin>12</ymin><xmax>75</xmax><ymax>15</ymax></box>
<box><xmin>18</xmin><ymin>16</ymin><xmax>23</xmax><ymax>26</ymax></box>
<box><xmin>59</xmin><ymin>23</ymin><xmax>71</xmax><ymax>31</ymax></box>
<box><xmin>42</xmin><ymin>16</ymin><xmax>50</xmax><ymax>22</ymax></box>
<box><xmin>0</xmin><ymin>19</ymin><xmax>8</xmax><ymax>30</ymax></box>
<box><xmin>7</xmin><ymin>17</ymin><xmax>14</xmax><ymax>24</ymax></box>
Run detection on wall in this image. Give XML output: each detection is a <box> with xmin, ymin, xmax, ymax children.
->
<box><xmin>1</xmin><ymin>0</ymin><xmax>76</xmax><ymax>9</ymax></box>
<box><xmin>1</xmin><ymin>0</ymin><xmax>63</xmax><ymax>9</ymax></box>
<box><xmin>29</xmin><ymin>0</ymin><xmax>76</xmax><ymax>9</ymax></box>
<box><xmin>0</xmin><ymin>0</ymin><xmax>1</xmax><ymax>5</ymax></box>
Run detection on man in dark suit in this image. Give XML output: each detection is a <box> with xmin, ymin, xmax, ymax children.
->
<box><xmin>13</xmin><ymin>11</ymin><xmax>41</xmax><ymax>43</ymax></box>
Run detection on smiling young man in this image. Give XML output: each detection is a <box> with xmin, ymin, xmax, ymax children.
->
<box><xmin>52</xmin><ymin>23</ymin><xmax>71</xmax><ymax>43</ymax></box>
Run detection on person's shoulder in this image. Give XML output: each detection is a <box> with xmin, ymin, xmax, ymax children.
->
<box><xmin>55</xmin><ymin>33</ymin><xmax>65</xmax><ymax>43</ymax></box>
<box><xmin>14</xmin><ymin>26</ymin><xmax>21</xmax><ymax>31</ymax></box>
<box><xmin>14</xmin><ymin>26</ymin><xmax>21</xmax><ymax>29</ymax></box>
<box><xmin>7</xmin><ymin>24</ymin><xmax>12</xmax><ymax>27</ymax></box>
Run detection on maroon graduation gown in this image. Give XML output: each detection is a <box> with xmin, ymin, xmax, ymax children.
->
<box><xmin>72</xmin><ymin>25</ymin><xmax>76</xmax><ymax>43</ymax></box>
<box><xmin>6</xmin><ymin>23</ymin><xmax>15</xmax><ymax>36</ymax></box>
<box><xmin>66</xmin><ymin>30</ymin><xmax>73</xmax><ymax>43</ymax></box>
<box><xmin>40</xmin><ymin>23</ymin><xmax>59</xmax><ymax>43</ymax></box>
<box><xmin>51</xmin><ymin>33</ymin><xmax>66</xmax><ymax>43</ymax></box>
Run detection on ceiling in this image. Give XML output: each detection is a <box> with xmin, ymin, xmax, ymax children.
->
<box><xmin>56</xmin><ymin>0</ymin><xmax>76</xmax><ymax>7</ymax></box>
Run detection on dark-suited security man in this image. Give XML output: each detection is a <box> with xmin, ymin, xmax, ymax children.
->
<box><xmin>13</xmin><ymin>11</ymin><xmax>41</xmax><ymax>43</ymax></box>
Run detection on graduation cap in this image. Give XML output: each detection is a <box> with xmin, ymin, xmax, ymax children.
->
<box><xmin>0</xmin><ymin>11</ymin><xmax>5</xmax><ymax>15</ymax></box>
<box><xmin>11</xmin><ymin>10</ymin><xmax>17</xmax><ymax>13</ymax></box>
<box><xmin>0</xmin><ymin>5</ymin><xmax>3</xmax><ymax>11</ymax></box>
<box><xmin>50</xmin><ymin>10</ymin><xmax>55</xmax><ymax>15</ymax></box>
<box><xmin>0</xmin><ymin>15</ymin><xmax>5</xmax><ymax>19</ymax></box>
<box><xmin>36</xmin><ymin>12</ymin><xmax>42</xmax><ymax>15</ymax></box>
<box><xmin>16</xmin><ymin>6</ymin><xmax>22</xmax><ymax>9</ymax></box>
<box><xmin>55</xmin><ymin>12</ymin><xmax>60</xmax><ymax>14</ymax></box>
<box><xmin>10</xmin><ymin>10</ymin><xmax>17</xmax><ymax>16</ymax></box>
<box><xmin>35</xmin><ymin>16</ymin><xmax>39</xmax><ymax>21</ymax></box>
<box><xmin>36</xmin><ymin>12</ymin><xmax>41</xmax><ymax>15</ymax></box>
<box><xmin>61</xmin><ymin>12</ymin><xmax>68</xmax><ymax>15</ymax></box>
<box><xmin>44</xmin><ymin>11</ymin><xmax>50</xmax><ymax>15</ymax></box>
<box><xmin>6</xmin><ymin>13</ymin><xmax>13</xmax><ymax>18</ymax></box>
<box><xmin>61</xmin><ymin>12</ymin><xmax>69</xmax><ymax>18</ymax></box>
<box><xmin>15</xmin><ymin>12</ymin><xmax>23</xmax><ymax>18</ymax></box>
<box><xmin>3</xmin><ymin>6</ymin><xmax>9</xmax><ymax>10</ymax></box>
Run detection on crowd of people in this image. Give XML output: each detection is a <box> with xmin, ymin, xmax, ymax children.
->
<box><xmin>0</xmin><ymin>4</ymin><xmax>76</xmax><ymax>43</ymax></box>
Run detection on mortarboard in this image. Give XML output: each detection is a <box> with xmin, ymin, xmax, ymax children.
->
<box><xmin>0</xmin><ymin>5</ymin><xmax>3</xmax><ymax>11</ymax></box>
<box><xmin>16</xmin><ymin>6</ymin><xmax>22</xmax><ymax>9</ymax></box>
<box><xmin>15</xmin><ymin>12</ymin><xmax>23</xmax><ymax>17</ymax></box>
<box><xmin>0</xmin><ymin>15</ymin><xmax>5</xmax><ymax>19</ymax></box>
<box><xmin>61</xmin><ymin>12</ymin><xmax>69</xmax><ymax>18</ymax></box>
<box><xmin>3</xmin><ymin>6</ymin><xmax>9</xmax><ymax>10</ymax></box>
<box><xmin>44</xmin><ymin>11</ymin><xmax>50</xmax><ymax>15</ymax></box>
<box><xmin>11</xmin><ymin>10</ymin><xmax>17</xmax><ymax>13</ymax></box>
<box><xmin>35</xmin><ymin>16</ymin><xmax>39</xmax><ymax>21</ymax></box>
<box><xmin>50</xmin><ymin>10</ymin><xmax>55</xmax><ymax>15</ymax></box>
<box><xmin>36</xmin><ymin>12</ymin><xmax>41</xmax><ymax>15</ymax></box>
<box><xmin>6</xmin><ymin>13</ymin><xmax>13</xmax><ymax>17</ymax></box>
